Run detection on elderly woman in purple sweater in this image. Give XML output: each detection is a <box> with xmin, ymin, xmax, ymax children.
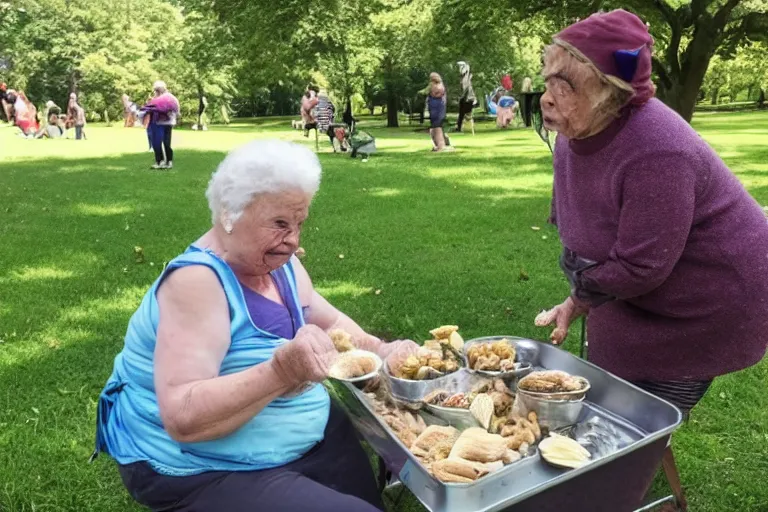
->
<box><xmin>535</xmin><ymin>10</ymin><xmax>768</xmax><ymax>416</ymax></box>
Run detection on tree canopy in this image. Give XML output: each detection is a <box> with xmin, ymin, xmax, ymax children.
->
<box><xmin>1</xmin><ymin>0</ymin><xmax>765</xmax><ymax>124</ymax></box>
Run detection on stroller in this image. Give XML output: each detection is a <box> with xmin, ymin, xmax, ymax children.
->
<box><xmin>348</xmin><ymin>129</ymin><xmax>376</xmax><ymax>160</ymax></box>
<box><xmin>343</xmin><ymin>101</ymin><xmax>376</xmax><ymax>159</ymax></box>
<box><xmin>325</xmin><ymin>100</ymin><xmax>377</xmax><ymax>160</ymax></box>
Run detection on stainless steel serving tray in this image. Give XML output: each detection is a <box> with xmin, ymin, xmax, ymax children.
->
<box><xmin>332</xmin><ymin>337</ymin><xmax>682</xmax><ymax>512</ymax></box>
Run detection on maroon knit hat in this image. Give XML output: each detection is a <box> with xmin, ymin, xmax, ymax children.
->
<box><xmin>555</xmin><ymin>9</ymin><xmax>654</xmax><ymax>105</ymax></box>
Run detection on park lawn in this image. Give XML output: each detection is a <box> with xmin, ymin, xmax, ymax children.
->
<box><xmin>1</xmin><ymin>111</ymin><xmax>767</xmax><ymax>512</ymax></box>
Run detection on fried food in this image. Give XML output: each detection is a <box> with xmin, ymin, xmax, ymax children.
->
<box><xmin>329</xmin><ymin>329</ymin><xmax>355</xmax><ymax>352</ymax></box>
<box><xmin>448</xmin><ymin>331</ymin><xmax>464</xmax><ymax>351</ymax></box>
<box><xmin>366</xmin><ymin>395</ymin><xmax>425</xmax><ymax>447</ymax></box>
<box><xmin>411</xmin><ymin>425</ymin><xmax>460</xmax><ymax>456</ymax></box>
<box><xmin>432</xmin><ymin>458</ymin><xmax>489</xmax><ymax>483</ymax></box>
<box><xmin>442</xmin><ymin>392</ymin><xmax>470</xmax><ymax>408</ymax></box>
<box><xmin>429</xmin><ymin>325</ymin><xmax>459</xmax><ymax>340</ymax></box>
<box><xmin>467</xmin><ymin>339</ymin><xmax>516</xmax><ymax>372</ymax></box>
<box><xmin>518</xmin><ymin>370</ymin><xmax>585</xmax><ymax>394</ymax></box>
<box><xmin>394</xmin><ymin>355</ymin><xmax>421</xmax><ymax>379</ymax></box>
<box><xmin>499</xmin><ymin>411</ymin><xmax>541</xmax><ymax>451</ymax></box>
<box><xmin>469</xmin><ymin>393</ymin><xmax>494</xmax><ymax>430</ymax></box>
<box><xmin>423</xmin><ymin>389</ymin><xmax>450</xmax><ymax>405</ymax></box>
<box><xmin>488</xmin><ymin>390</ymin><xmax>513</xmax><ymax>417</ymax></box>
<box><xmin>391</xmin><ymin>328</ymin><xmax>463</xmax><ymax>381</ymax></box>
<box><xmin>328</xmin><ymin>351</ymin><xmax>378</xmax><ymax>379</ymax></box>
<box><xmin>449</xmin><ymin>428</ymin><xmax>508</xmax><ymax>463</ymax></box>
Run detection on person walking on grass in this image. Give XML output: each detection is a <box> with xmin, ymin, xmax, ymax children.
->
<box><xmin>140</xmin><ymin>81</ymin><xmax>179</xmax><ymax>170</ymax></box>
<box><xmin>455</xmin><ymin>61</ymin><xmax>476</xmax><ymax>133</ymax></box>
<box><xmin>426</xmin><ymin>73</ymin><xmax>451</xmax><ymax>152</ymax></box>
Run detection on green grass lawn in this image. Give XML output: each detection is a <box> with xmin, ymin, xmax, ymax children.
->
<box><xmin>1</xmin><ymin>111</ymin><xmax>767</xmax><ymax>512</ymax></box>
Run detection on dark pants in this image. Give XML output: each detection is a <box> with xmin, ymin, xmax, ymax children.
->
<box><xmin>152</xmin><ymin>125</ymin><xmax>173</xmax><ymax>164</ymax></box>
<box><xmin>75</xmin><ymin>125</ymin><xmax>85</xmax><ymax>140</ymax></box>
<box><xmin>147</xmin><ymin>124</ymin><xmax>153</xmax><ymax>150</ymax></box>
<box><xmin>632</xmin><ymin>379</ymin><xmax>713</xmax><ymax>417</ymax></box>
<box><xmin>118</xmin><ymin>404</ymin><xmax>383</xmax><ymax>512</ymax></box>
<box><xmin>456</xmin><ymin>99</ymin><xmax>474</xmax><ymax>131</ymax></box>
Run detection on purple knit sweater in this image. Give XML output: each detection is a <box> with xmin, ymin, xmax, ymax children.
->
<box><xmin>552</xmin><ymin>99</ymin><xmax>768</xmax><ymax>381</ymax></box>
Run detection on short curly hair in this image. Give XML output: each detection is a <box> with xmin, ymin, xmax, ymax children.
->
<box><xmin>205</xmin><ymin>140</ymin><xmax>322</xmax><ymax>225</ymax></box>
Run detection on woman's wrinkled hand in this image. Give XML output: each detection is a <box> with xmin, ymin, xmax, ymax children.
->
<box><xmin>534</xmin><ymin>297</ymin><xmax>589</xmax><ymax>345</ymax></box>
<box><xmin>271</xmin><ymin>325</ymin><xmax>339</xmax><ymax>385</ymax></box>
<box><xmin>377</xmin><ymin>339</ymin><xmax>420</xmax><ymax>373</ymax></box>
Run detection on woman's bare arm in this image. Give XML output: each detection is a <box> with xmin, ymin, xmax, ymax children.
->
<box><xmin>154</xmin><ymin>266</ymin><xmax>292</xmax><ymax>443</ymax></box>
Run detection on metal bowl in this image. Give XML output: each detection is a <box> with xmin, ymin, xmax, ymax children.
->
<box><xmin>462</xmin><ymin>336</ymin><xmax>534</xmax><ymax>380</ymax></box>
<box><xmin>517</xmin><ymin>374</ymin><xmax>591</xmax><ymax>401</ymax></box>
<box><xmin>384</xmin><ymin>365</ymin><xmax>487</xmax><ymax>403</ymax></box>
<box><xmin>328</xmin><ymin>350</ymin><xmax>383</xmax><ymax>384</ymax></box>
<box><xmin>516</xmin><ymin>389</ymin><xmax>586</xmax><ymax>430</ymax></box>
<box><xmin>423</xmin><ymin>403</ymin><xmax>479</xmax><ymax>429</ymax></box>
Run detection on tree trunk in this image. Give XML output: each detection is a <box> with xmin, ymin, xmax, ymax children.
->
<box><xmin>653</xmin><ymin>0</ymin><xmax>741</xmax><ymax>123</ymax></box>
<box><xmin>386</xmin><ymin>94</ymin><xmax>399</xmax><ymax>127</ymax></box>
<box><xmin>710</xmin><ymin>86</ymin><xmax>720</xmax><ymax>105</ymax></box>
<box><xmin>759</xmin><ymin>89</ymin><xmax>766</xmax><ymax>109</ymax></box>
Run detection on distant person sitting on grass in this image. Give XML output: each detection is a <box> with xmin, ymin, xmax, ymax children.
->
<box><xmin>92</xmin><ymin>140</ymin><xmax>418</xmax><ymax>512</ymax></box>
<box><xmin>33</xmin><ymin>101</ymin><xmax>64</xmax><ymax>138</ymax></box>
<box><xmin>37</xmin><ymin>112</ymin><xmax>64</xmax><ymax>138</ymax></box>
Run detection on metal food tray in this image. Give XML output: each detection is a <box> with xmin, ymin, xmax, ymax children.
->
<box><xmin>332</xmin><ymin>337</ymin><xmax>682</xmax><ymax>512</ymax></box>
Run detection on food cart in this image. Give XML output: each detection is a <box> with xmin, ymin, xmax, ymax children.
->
<box><xmin>331</xmin><ymin>337</ymin><xmax>682</xmax><ymax>512</ymax></box>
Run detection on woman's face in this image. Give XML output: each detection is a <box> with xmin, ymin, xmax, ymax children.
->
<box><xmin>220</xmin><ymin>189</ymin><xmax>312</xmax><ymax>277</ymax></box>
<box><xmin>540</xmin><ymin>46</ymin><xmax>603</xmax><ymax>139</ymax></box>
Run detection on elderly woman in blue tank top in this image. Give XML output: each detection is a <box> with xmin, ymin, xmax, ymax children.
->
<box><xmin>93</xmin><ymin>140</ymin><xmax>418</xmax><ymax>512</ymax></box>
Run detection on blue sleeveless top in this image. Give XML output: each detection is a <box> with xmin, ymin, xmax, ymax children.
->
<box><xmin>93</xmin><ymin>246</ymin><xmax>331</xmax><ymax>476</ymax></box>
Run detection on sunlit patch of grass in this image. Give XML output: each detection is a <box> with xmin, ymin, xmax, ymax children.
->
<box><xmin>315</xmin><ymin>281</ymin><xmax>376</xmax><ymax>299</ymax></box>
<box><xmin>74</xmin><ymin>203</ymin><xmax>134</xmax><ymax>216</ymax></box>
<box><xmin>5</xmin><ymin>266</ymin><xmax>75</xmax><ymax>282</ymax></box>
<box><xmin>365</xmin><ymin>187</ymin><xmax>403</xmax><ymax>197</ymax></box>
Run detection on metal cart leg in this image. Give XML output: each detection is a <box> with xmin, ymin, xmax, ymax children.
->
<box><xmin>377</xmin><ymin>456</ymin><xmax>389</xmax><ymax>493</ymax></box>
<box><xmin>661</xmin><ymin>446</ymin><xmax>688</xmax><ymax>511</ymax></box>
<box><xmin>633</xmin><ymin>495</ymin><xmax>678</xmax><ymax>512</ymax></box>
<box><xmin>632</xmin><ymin>446</ymin><xmax>687</xmax><ymax>512</ymax></box>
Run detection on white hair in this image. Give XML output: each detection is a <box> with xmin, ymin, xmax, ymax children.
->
<box><xmin>153</xmin><ymin>80</ymin><xmax>167</xmax><ymax>93</ymax></box>
<box><xmin>206</xmin><ymin>140</ymin><xmax>322</xmax><ymax>225</ymax></box>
